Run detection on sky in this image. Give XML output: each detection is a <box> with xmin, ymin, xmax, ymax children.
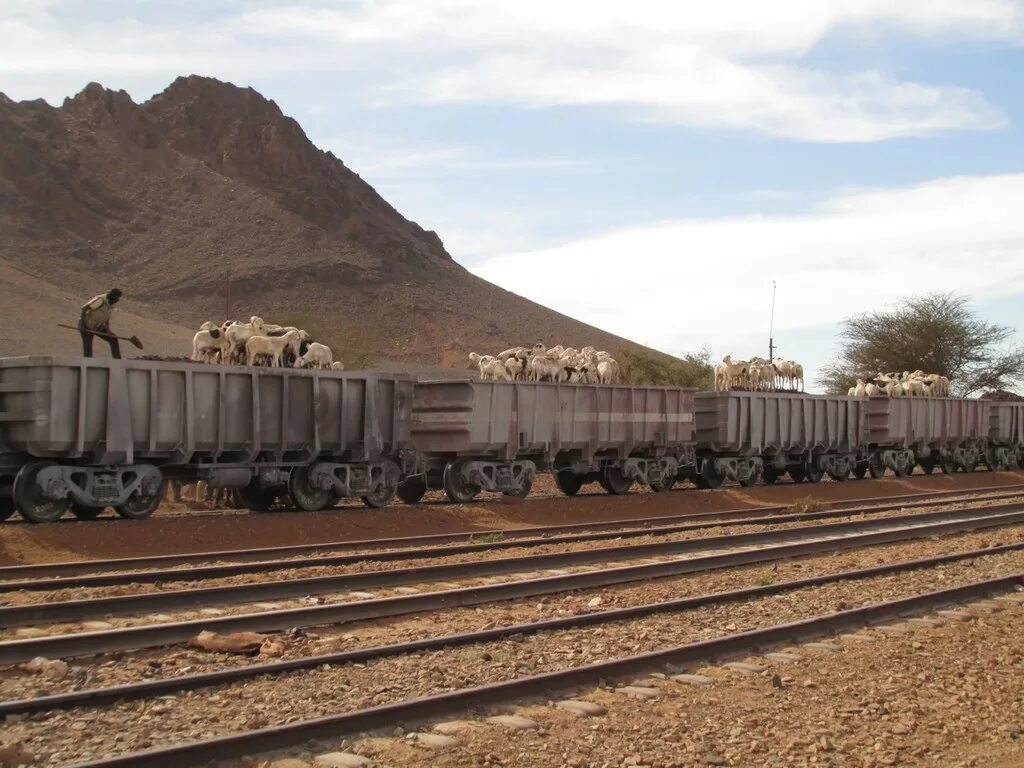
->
<box><xmin>3</xmin><ymin>1</ymin><xmax>1024</xmax><ymax>389</ymax></box>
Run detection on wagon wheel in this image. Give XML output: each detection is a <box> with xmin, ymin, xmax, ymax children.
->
<box><xmin>961</xmin><ymin>454</ymin><xmax>977</xmax><ymax>474</ymax></box>
<box><xmin>600</xmin><ymin>465</ymin><xmax>634</xmax><ymax>495</ymax></box>
<box><xmin>698</xmin><ymin>460</ymin><xmax>723</xmax><ymax>490</ymax></box>
<box><xmin>70</xmin><ymin>502</ymin><xmax>105</xmax><ymax>520</ymax></box>
<box><xmin>553</xmin><ymin>470</ymin><xmax>584</xmax><ymax>496</ymax></box>
<box><xmin>738</xmin><ymin>464</ymin><xmax>759</xmax><ymax>487</ymax></box>
<box><xmin>443</xmin><ymin>459</ymin><xmax>480</xmax><ymax>503</ymax></box>
<box><xmin>826</xmin><ymin>464</ymin><xmax>849</xmax><ymax>482</ymax></box>
<box><xmin>288</xmin><ymin>466</ymin><xmax>334</xmax><ymax>512</ymax></box>
<box><xmin>115</xmin><ymin>479</ymin><xmax>167</xmax><ymax>520</ymax></box>
<box><xmin>362</xmin><ymin>483</ymin><xmax>397</xmax><ymax>508</ymax></box>
<box><xmin>362</xmin><ymin>461</ymin><xmax>401</xmax><ymax>508</ymax></box>
<box><xmin>788</xmin><ymin>465</ymin><xmax>807</xmax><ymax>484</ymax></box>
<box><xmin>649</xmin><ymin>474</ymin><xmax>676</xmax><ymax>493</ymax></box>
<box><xmin>13</xmin><ymin>461</ymin><xmax>70</xmax><ymax>523</ymax></box>
<box><xmin>236</xmin><ymin>481</ymin><xmax>281</xmax><ymax>512</ymax></box>
<box><xmin>502</xmin><ymin>477</ymin><xmax>533</xmax><ymax>499</ymax></box>
<box><xmin>803</xmin><ymin>461</ymin><xmax>823</xmax><ymax>484</ymax></box>
<box><xmin>397</xmin><ymin>477</ymin><xmax>428</xmax><ymax>505</ymax></box>
<box><xmin>852</xmin><ymin>463</ymin><xmax>868</xmax><ymax>480</ymax></box>
<box><xmin>0</xmin><ymin>497</ymin><xmax>15</xmax><ymax>522</ymax></box>
<box><xmin>761</xmin><ymin>467</ymin><xmax>781</xmax><ymax>485</ymax></box>
<box><xmin>918</xmin><ymin>457</ymin><xmax>937</xmax><ymax>475</ymax></box>
<box><xmin>940</xmin><ymin>455</ymin><xmax>957</xmax><ymax>475</ymax></box>
<box><xmin>867</xmin><ymin>454</ymin><xmax>886</xmax><ymax>479</ymax></box>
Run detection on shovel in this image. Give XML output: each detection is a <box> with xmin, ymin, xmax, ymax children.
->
<box><xmin>58</xmin><ymin>324</ymin><xmax>144</xmax><ymax>350</ymax></box>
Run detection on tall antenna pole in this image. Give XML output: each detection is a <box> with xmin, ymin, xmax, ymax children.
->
<box><xmin>225</xmin><ymin>267</ymin><xmax>232</xmax><ymax>322</ymax></box>
<box><xmin>768</xmin><ymin>281</ymin><xmax>777</xmax><ymax>361</ymax></box>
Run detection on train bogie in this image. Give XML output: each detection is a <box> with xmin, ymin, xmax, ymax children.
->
<box><xmin>987</xmin><ymin>401</ymin><xmax>1024</xmax><ymax>469</ymax></box>
<box><xmin>409</xmin><ymin>380</ymin><xmax>696</xmax><ymax>499</ymax></box>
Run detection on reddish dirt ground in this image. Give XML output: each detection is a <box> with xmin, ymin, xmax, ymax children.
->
<box><xmin>1</xmin><ymin>470</ymin><xmax>1021</xmax><ymax>566</ymax></box>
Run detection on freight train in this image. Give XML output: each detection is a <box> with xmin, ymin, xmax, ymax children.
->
<box><xmin>0</xmin><ymin>356</ymin><xmax>1021</xmax><ymax>522</ymax></box>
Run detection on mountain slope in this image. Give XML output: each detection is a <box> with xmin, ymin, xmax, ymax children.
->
<box><xmin>0</xmin><ymin>76</ymin><xmax>664</xmax><ymax>365</ymax></box>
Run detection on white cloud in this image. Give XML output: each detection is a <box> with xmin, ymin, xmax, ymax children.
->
<box><xmin>1</xmin><ymin>1</ymin><xmax>1020</xmax><ymax>141</ymax></box>
<box><xmin>241</xmin><ymin>0</ymin><xmax>1020</xmax><ymax>141</ymax></box>
<box><xmin>470</xmin><ymin>173</ymin><xmax>1024</xmax><ymax>365</ymax></box>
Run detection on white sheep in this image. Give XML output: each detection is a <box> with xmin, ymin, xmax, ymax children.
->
<box><xmin>529</xmin><ymin>353</ymin><xmax>565</xmax><ymax>382</ymax></box>
<box><xmin>225</xmin><ymin>316</ymin><xmax>266</xmax><ymax>364</ymax></box>
<box><xmin>294</xmin><ymin>342</ymin><xmax>333</xmax><ymax>370</ymax></box>
<box><xmin>505</xmin><ymin>356</ymin><xmax>528</xmax><ymax>380</ymax></box>
<box><xmin>330</xmin><ymin>361</ymin><xmax>346</xmax><ymax>371</ymax></box>
<box><xmin>245</xmin><ymin>329</ymin><xmax>303</xmax><ymax>368</ymax></box>
<box><xmin>192</xmin><ymin>327</ymin><xmax>230</xmax><ymax>363</ymax></box>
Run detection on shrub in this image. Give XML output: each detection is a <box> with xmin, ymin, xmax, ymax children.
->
<box><xmin>787</xmin><ymin>496</ymin><xmax>826</xmax><ymax>514</ymax></box>
<box><xmin>274</xmin><ymin>312</ymin><xmax>378</xmax><ymax>368</ymax></box>
<box><xmin>617</xmin><ymin>346</ymin><xmax>714</xmax><ymax>389</ymax></box>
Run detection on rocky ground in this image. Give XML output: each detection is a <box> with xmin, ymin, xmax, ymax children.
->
<box><xmin>3</xmin><ymin>534</ymin><xmax>1022</xmax><ymax>765</ymax></box>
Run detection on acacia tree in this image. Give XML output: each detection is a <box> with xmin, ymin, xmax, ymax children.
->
<box><xmin>818</xmin><ymin>293</ymin><xmax>1024</xmax><ymax>397</ymax></box>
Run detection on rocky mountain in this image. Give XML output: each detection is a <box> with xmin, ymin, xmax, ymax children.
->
<box><xmin>0</xmin><ymin>76</ymin><xmax>659</xmax><ymax>366</ymax></box>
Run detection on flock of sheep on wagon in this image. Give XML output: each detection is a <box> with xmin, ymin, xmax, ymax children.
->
<box><xmin>714</xmin><ymin>355</ymin><xmax>805</xmax><ymax>392</ymax></box>
<box><xmin>190</xmin><ymin>318</ymin><xmax>949</xmax><ymax>402</ymax></box>
<box><xmin>469</xmin><ymin>343</ymin><xmax>621</xmax><ymax>384</ymax></box>
<box><xmin>847</xmin><ymin>370</ymin><xmax>951</xmax><ymax>397</ymax></box>
<box><xmin>190</xmin><ymin>316</ymin><xmax>343</xmax><ymax>370</ymax></box>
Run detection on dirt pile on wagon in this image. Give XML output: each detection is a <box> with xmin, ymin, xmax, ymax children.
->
<box><xmin>0</xmin><ymin>76</ymin><xmax>657</xmax><ymax>365</ymax></box>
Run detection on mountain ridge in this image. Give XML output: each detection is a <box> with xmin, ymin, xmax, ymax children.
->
<box><xmin>0</xmin><ymin>75</ymin><xmax>670</xmax><ymax>366</ymax></box>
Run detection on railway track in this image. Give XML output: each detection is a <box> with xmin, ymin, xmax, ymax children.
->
<box><xmin>3</xmin><ymin>539</ymin><xmax>1019</xmax><ymax>718</ymax></box>
<box><xmin>2</xmin><ymin>503</ymin><xmax>1022</xmax><ymax>662</ymax></box>
<box><xmin>50</xmin><ymin>572</ymin><xmax>1024</xmax><ymax>768</ymax></box>
<box><xmin>4</xmin><ymin>482</ymin><xmax>1022</xmax><ymax>586</ymax></box>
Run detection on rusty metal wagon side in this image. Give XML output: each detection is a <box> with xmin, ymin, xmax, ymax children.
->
<box><xmin>862</xmin><ymin>396</ymin><xmax>990</xmax><ymax>477</ymax></box>
<box><xmin>0</xmin><ymin>356</ymin><xmax>414</xmax><ymax>522</ymax></box>
<box><xmin>403</xmin><ymin>380</ymin><xmax>696</xmax><ymax>502</ymax></box>
<box><xmin>693</xmin><ymin>391</ymin><xmax>867</xmax><ymax>486</ymax></box>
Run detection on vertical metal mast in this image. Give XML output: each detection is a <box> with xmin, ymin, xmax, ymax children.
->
<box><xmin>768</xmin><ymin>281</ymin><xmax>777</xmax><ymax>361</ymax></box>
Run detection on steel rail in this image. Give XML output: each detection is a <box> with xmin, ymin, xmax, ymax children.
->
<box><xmin>65</xmin><ymin>572</ymin><xmax>1024</xmax><ymax>768</ymax></box>
<box><xmin>4</xmin><ymin>482</ymin><xmax>1021</xmax><ymax>583</ymax></box>
<box><xmin>1</xmin><ymin>507</ymin><xmax>1022</xmax><ymax>664</ymax></box>
<box><xmin>3</xmin><ymin>504</ymin><xmax>1022</xmax><ymax>628</ymax></box>
<box><xmin>6</xmin><ymin>489</ymin><xmax>1023</xmax><ymax>593</ymax></box>
<box><xmin>4</xmin><ymin>540</ymin><xmax>1021</xmax><ymax>717</ymax></box>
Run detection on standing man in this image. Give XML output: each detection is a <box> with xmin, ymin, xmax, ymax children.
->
<box><xmin>79</xmin><ymin>288</ymin><xmax>123</xmax><ymax>358</ymax></box>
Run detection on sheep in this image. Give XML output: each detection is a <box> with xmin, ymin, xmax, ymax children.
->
<box><xmin>294</xmin><ymin>342</ymin><xmax>333</xmax><ymax>370</ymax></box>
<box><xmin>596</xmin><ymin>359</ymin><xmax>619</xmax><ymax>384</ymax></box>
<box><xmin>245</xmin><ymin>329</ymin><xmax>303</xmax><ymax>368</ymax></box>
<box><xmin>790</xmin><ymin>362</ymin><xmax>804</xmax><ymax>392</ymax></box>
<box><xmin>505</xmin><ymin>356</ymin><xmax>528</xmax><ymax>380</ymax></box>
<box><xmin>854</xmin><ymin>378</ymin><xmax>867</xmax><ymax>397</ymax></box>
<box><xmin>529</xmin><ymin>353</ymin><xmax>565</xmax><ymax>382</ymax></box>
<box><xmin>225</xmin><ymin>317</ymin><xmax>266</xmax><ymax>364</ymax></box>
<box><xmin>469</xmin><ymin>352</ymin><xmax>497</xmax><ymax>378</ymax></box>
<box><xmin>716</xmin><ymin>355</ymin><xmax>748</xmax><ymax>391</ymax></box>
<box><xmin>902</xmin><ymin>379</ymin><xmax>926</xmax><ymax>397</ymax></box>
<box><xmin>865</xmin><ymin>382</ymin><xmax>881</xmax><ymax>396</ymax></box>
<box><xmin>496</xmin><ymin>346</ymin><xmax>526</xmax><ymax>362</ymax></box>
<box><xmin>192</xmin><ymin>327</ymin><xmax>230</xmax><ymax>364</ymax></box>
<box><xmin>330</xmin><ymin>361</ymin><xmax>345</xmax><ymax>371</ymax></box>
<box><xmin>480</xmin><ymin>358</ymin><xmax>512</xmax><ymax>381</ymax></box>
